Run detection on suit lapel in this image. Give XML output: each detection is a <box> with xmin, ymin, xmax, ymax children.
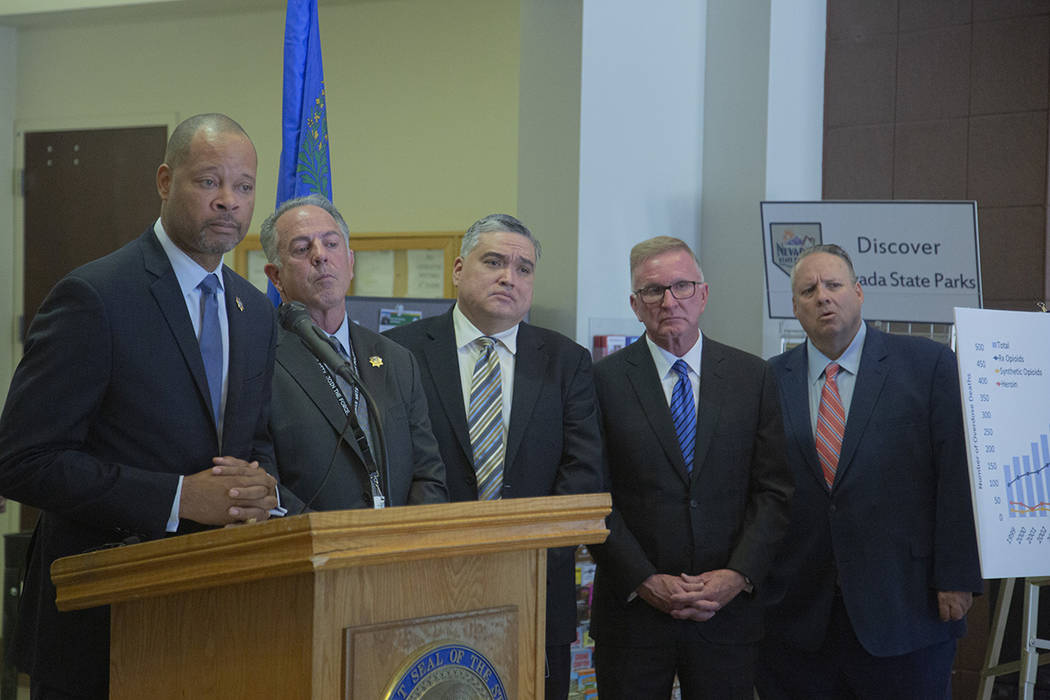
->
<box><xmin>421</xmin><ymin>311</ymin><xmax>473</xmax><ymax>462</ymax></box>
<box><xmin>836</xmin><ymin>325</ymin><xmax>888</xmax><ymax>485</ymax></box>
<box><xmin>348</xmin><ymin>322</ymin><xmax>390</xmax><ymax>465</ymax></box>
<box><xmin>277</xmin><ymin>329</ymin><xmax>370</xmax><ymax>465</ymax></box>
<box><xmin>624</xmin><ymin>340</ymin><xmax>691</xmax><ymax>484</ymax></box>
<box><xmin>505</xmin><ymin>323</ymin><xmax>544</xmax><ymax>476</ymax></box>
<box><xmin>221</xmin><ymin>269</ymin><xmax>249</xmax><ymax>451</ymax></box>
<box><xmin>142</xmin><ymin>231</ymin><xmax>215</xmax><ymax>437</ymax></box>
<box><xmin>780</xmin><ymin>344</ymin><xmax>827</xmax><ymax>490</ymax></box>
<box><xmin>691</xmin><ymin>339</ymin><xmax>724</xmax><ymax>485</ymax></box>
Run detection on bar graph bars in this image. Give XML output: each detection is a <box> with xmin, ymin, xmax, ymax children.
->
<box><xmin>1004</xmin><ymin>428</ymin><xmax>1050</xmax><ymax>517</ymax></box>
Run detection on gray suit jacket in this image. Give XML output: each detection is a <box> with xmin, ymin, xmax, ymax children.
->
<box><xmin>271</xmin><ymin>321</ymin><xmax>447</xmax><ymax>511</ymax></box>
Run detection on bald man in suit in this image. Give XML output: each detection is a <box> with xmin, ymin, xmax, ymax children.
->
<box><xmin>0</xmin><ymin>113</ymin><xmax>279</xmax><ymax>699</ymax></box>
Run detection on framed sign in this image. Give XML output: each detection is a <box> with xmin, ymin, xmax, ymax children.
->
<box><xmin>761</xmin><ymin>201</ymin><xmax>982</xmax><ymax>323</ymax></box>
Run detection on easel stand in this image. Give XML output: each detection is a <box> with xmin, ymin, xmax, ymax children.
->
<box><xmin>980</xmin><ymin>577</ymin><xmax>1050</xmax><ymax>699</ymax></box>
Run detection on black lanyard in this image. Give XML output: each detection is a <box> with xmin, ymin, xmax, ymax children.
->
<box><xmin>316</xmin><ymin>355</ymin><xmax>385</xmax><ymax>509</ymax></box>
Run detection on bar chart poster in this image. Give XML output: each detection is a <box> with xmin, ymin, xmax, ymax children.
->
<box><xmin>955</xmin><ymin>307</ymin><xmax>1050</xmax><ymax>578</ymax></box>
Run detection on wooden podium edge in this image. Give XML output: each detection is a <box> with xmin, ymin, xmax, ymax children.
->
<box><xmin>52</xmin><ymin>493</ymin><xmax>611</xmax><ymax>611</ymax></box>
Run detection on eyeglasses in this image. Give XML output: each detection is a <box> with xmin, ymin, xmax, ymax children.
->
<box><xmin>633</xmin><ymin>280</ymin><xmax>704</xmax><ymax>304</ymax></box>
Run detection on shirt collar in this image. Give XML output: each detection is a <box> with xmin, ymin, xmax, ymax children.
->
<box><xmin>154</xmin><ymin>218</ymin><xmax>225</xmax><ymax>296</ymax></box>
<box><xmin>452</xmin><ymin>303</ymin><xmax>519</xmax><ymax>355</ymax></box>
<box><xmin>325</xmin><ymin>312</ymin><xmax>353</xmax><ymax>355</ymax></box>
<box><xmin>645</xmin><ymin>331</ymin><xmax>703</xmax><ymax>380</ymax></box>
<box><xmin>806</xmin><ymin>321</ymin><xmax>866</xmax><ymax>385</ymax></box>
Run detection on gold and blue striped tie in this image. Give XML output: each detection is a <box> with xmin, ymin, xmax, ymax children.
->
<box><xmin>469</xmin><ymin>337</ymin><xmax>504</xmax><ymax>500</ymax></box>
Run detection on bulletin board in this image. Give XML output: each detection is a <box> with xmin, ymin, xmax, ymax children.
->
<box><xmin>233</xmin><ymin>231</ymin><xmax>463</xmax><ymax>298</ymax></box>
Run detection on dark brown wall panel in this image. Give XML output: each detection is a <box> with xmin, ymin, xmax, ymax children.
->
<box><xmin>824</xmin><ymin>0</ymin><xmax>1050</xmax><ymax>311</ymax></box>
<box><xmin>894</xmin><ymin>119</ymin><xmax>969</xmax><ymax>198</ymax></box>
<box><xmin>896</xmin><ymin>26</ymin><xmax>971</xmax><ymax>120</ymax></box>
<box><xmin>967</xmin><ymin>111</ymin><xmax>1048</xmax><ymax>208</ymax></box>
<box><xmin>971</xmin><ymin>15</ymin><xmax>1049</xmax><ymax>114</ymax></box>
<box><xmin>823</xmin><ymin>124</ymin><xmax>895</xmax><ymax>198</ymax></box>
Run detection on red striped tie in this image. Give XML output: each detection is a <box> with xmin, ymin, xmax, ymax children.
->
<box><xmin>815</xmin><ymin>363</ymin><xmax>845</xmax><ymax>489</ymax></box>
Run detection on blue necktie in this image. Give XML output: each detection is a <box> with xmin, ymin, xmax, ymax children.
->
<box><xmin>198</xmin><ymin>273</ymin><xmax>223</xmax><ymax>427</ymax></box>
<box><xmin>671</xmin><ymin>359</ymin><xmax>696</xmax><ymax>472</ymax></box>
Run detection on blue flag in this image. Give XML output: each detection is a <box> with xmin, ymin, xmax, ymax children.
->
<box><xmin>271</xmin><ymin>0</ymin><xmax>332</xmax><ymax>304</ymax></box>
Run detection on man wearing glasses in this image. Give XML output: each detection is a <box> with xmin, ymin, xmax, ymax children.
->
<box><xmin>589</xmin><ymin>236</ymin><xmax>793</xmax><ymax>699</ymax></box>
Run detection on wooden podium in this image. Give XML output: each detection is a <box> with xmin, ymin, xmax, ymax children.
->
<box><xmin>51</xmin><ymin>493</ymin><xmax>610</xmax><ymax>699</ymax></box>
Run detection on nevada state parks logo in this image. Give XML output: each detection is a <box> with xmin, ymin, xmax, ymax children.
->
<box><xmin>385</xmin><ymin>642</ymin><xmax>508</xmax><ymax>700</ymax></box>
<box><xmin>770</xmin><ymin>222</ymin><xmax>822</xmax><ymax>276</ymax></box>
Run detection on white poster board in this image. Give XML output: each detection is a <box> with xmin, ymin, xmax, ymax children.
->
<box><xmin>762</xmin><ymin>201</ymin><xmax>981</xmax><ymax>323</ymax></box>
<box><xmin>955</xmin><ymin>307</ymin><xmax>1050</xmax><ymax>579</ymax></box>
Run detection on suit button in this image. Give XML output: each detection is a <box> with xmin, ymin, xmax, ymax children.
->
<box><xmin>690</xmin><ymin>500</ymin><xmax>698</xmax><ymax>508</ymax></box>
<box><xmin>829</xmin><ymin>504</ymin><xmax>837</xmax><ymax>514</ymax></box>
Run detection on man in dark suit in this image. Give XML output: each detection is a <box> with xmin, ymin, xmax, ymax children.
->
<box><xmin>260</xmin><ymin>194</ymin><xmax>446</xmax><ymax>511</ymax></box>
<box><xmin>590</xmin><ymin>236</ymin><xmax>792</xmax><ymax>700</ymax></box>
<box><xmin>384</xmin><ymin>213</ymin><xmax>604</xmax><ymax>699</ymax></box>
<box><xmin>0</xmin><ymin>113</ymin><xmax>280</xmax><ymax>699</ymax></box>
<box><xmin>755</xmin><ymin>244</ymin><xmax>981</xmax><ymax>699</ymax></box>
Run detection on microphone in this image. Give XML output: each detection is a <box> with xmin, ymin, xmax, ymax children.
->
<box><xmin>277</xmin><ymin>302</ymin><xmax>389</xmax><ymax>511</ymax></box>
<box><xmin>278</xmin><ymin>302</ymin><xmax>357</xmax><ymax>387</ymax></box>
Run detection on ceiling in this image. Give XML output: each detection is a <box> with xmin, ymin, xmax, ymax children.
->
<box><xmin>0</xmin><ymin>0</ymin><xmax>366</xmax><ymax>28</ymax></box>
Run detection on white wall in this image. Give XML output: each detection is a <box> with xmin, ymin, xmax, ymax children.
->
<box><xmin>518</xmin><ymin>0</ymin><xmax>583</xmax><ymax>337</ymax></box>
<box><xmin>697</xmin><ymin>0</ymin><xmax>771</xmax><ymax>354</ymax></box>
<box><xmin>575</xmin><ymin>0</ymin><xmax>706</xmax><ymax>347</ymax></box>
<box><xmin>761</xmin><ymin>0</ymin><xmax>826</xmax><ymax>359</ymax></box>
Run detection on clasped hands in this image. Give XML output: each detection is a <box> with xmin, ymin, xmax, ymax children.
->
<box><xmin>179</xmin><ymin>457</ymin><xmax>278</xmax><ymax>526</ymax></box>
<box><xmin>636</xmin><ymin>569</ymin><xmax>747</xmax><ymax>622</ymax></box>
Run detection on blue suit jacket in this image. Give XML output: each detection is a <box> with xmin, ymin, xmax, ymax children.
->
<box><xmin>765</xmin><ymin>323</ymin><xmax>982</xmax><ymax>657</ymax></box>
<box><xmin>0</xmin><ymin>228</ymin><xmax>277</xmax><ymax>694</ymax></box>
<box><xmin>384</xmin><ymin>309</ymin><xmax>605</xmax><ymax>646</ymax></box>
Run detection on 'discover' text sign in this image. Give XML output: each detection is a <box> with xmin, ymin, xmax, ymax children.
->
<box><xmin>761</xmin><ymin>201</ymin><xmax>981</xmax><ymax>322</ymax></box>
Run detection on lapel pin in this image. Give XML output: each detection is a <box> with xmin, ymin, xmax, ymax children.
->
<box><xmin>235</xmin><ymin>297</ymin><xmax>245</xmax><ymax>311</ymax></box>
<box><xmin>369</xmin><ymin>355</ymin><xmax>383</xmax><ymax>368</ymax></box>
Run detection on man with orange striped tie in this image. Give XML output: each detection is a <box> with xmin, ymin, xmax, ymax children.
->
<box><xmin>757</xmin><ymin>244</ymin><xmax>982</xmax><ymax>700</ymax></box>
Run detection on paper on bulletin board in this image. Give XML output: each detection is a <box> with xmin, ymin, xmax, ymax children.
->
<box><xmin>247</xmin><ymin>249</ymin><xmax>270</xmax><ymax>294</ymax></box>
<box><xmin>406</xmin><ymin>249</ymin><xmax>446</xmax><ymax>298</ymax></box>
<box><xmin>353</xmin><ymin>250</ymin><xmax>395</xmax><ymax>296</ymax></box>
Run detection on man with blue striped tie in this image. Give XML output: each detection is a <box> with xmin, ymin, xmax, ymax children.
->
<box><xmin>589</xmin><ymin>236</ymin><xmax>793</xmax><ymax>699</ymax></box>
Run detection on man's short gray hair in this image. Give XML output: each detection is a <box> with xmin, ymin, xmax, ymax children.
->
<box><xmin>259</xmin><ymin>194</ymin><xmax>350</xmax><ymax>267</ymax></box>
<box><xmin>629</xmin><ymin>236</ymin><xmax>704</xmax><ymax>285</ymax></box>
<box><xmin>789</xmin><ymin>243</ymin><xmax>857</xmax><ymax>290</ymax></box>
<box><xmin>460</xmin><ymin>213</ymin><xmax>542</xmax><ymax>260</ymax></box>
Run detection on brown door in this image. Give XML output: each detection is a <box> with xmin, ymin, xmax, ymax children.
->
<box><xmin>19</xmin><ymin>126</ymin><xmax>167</xmax><ymax>531</ymax></box>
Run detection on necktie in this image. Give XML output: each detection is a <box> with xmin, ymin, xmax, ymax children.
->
<box><xmin>468</xmin><ymin>337</ymin><xmax>504</xmax><ymax>500</ymax></box>
<box><xmin>670</xmin><ymin>359</ymin><xmax>696</xmax><ymax>473</ymax></box>
<box><xmin>328</xmin><ymin>335</ymin><xmax>373</xmax><ymax>451</ymax></box>
<box><xmin>816</xmin><ymin>363</ymin><xmax>845</xmax><ymax>489</ymax></box>
<box><xmin>197</xmin><ymin>273</ymin><xmax>223</xmax><ymax>428</ymax></box>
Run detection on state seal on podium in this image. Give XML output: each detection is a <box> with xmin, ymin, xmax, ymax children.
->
<box><xmin>384</xmin><ymin>642</ymin><xmax>508</xmax><ymax>700</ymax></box>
